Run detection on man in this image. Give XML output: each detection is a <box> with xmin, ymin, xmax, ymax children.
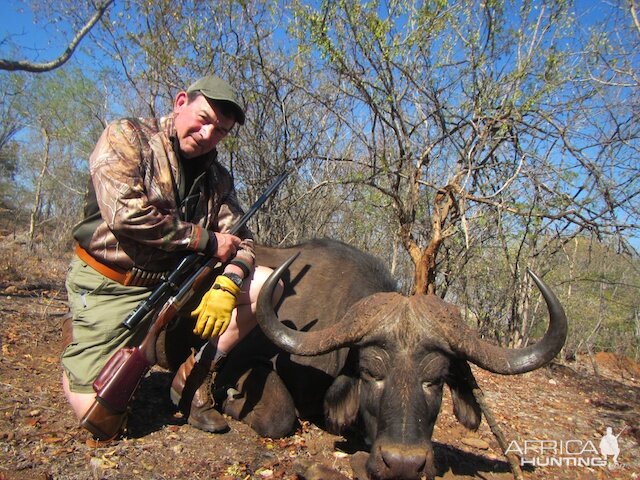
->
<box><xmin>62</xmin><ymin>75</ymin><xmax>276</xmax><ymax>437</ymax></box>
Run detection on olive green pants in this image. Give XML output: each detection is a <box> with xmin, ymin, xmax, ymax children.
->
<box><xmin>61</xmin><ymin>257</ymin><xmax>153</xmax><ymax>393</ymax></box>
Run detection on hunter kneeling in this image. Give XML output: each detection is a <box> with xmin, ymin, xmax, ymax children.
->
<box><xmin>61</xmin><ymin>75</ymin><xmax>282</xmax><ymax>440</ymax></box>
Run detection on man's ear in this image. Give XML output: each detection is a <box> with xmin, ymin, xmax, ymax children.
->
<box><xmin>174</xmin><ymin>91</ymin><xmax>188</xmax><ymax>111</ymax></box>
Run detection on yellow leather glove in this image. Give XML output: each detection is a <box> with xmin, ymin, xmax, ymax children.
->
<box><xmin>191</xmin><ymin>275</ymin><xmax>240</xmax><ymax>339</ymax></box>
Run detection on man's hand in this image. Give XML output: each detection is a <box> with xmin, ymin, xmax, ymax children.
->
<box><xmin>191</xmin><ymin>275</ymin><xmax>240</xmax><ymax>339</ymax></box>
<box><xmin>212</xmin><ymin>232</ymin><xmax>242</xmax><ymax>262</ymax></box>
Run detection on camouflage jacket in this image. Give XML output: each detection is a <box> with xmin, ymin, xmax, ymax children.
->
<box><xmin>72</xmin><ymin>115</ymin><xmax>254</xmax><ymax>274</ymax></box>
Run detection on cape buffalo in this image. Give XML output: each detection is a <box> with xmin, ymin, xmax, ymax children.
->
<box><xmin>157</xmin><ymin>238</ymin><xmax>567</xmax><ymax>480</ymax></box>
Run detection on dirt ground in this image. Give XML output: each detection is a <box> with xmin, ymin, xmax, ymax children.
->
<box><xmin>0</xmin><ymin>240</ymin><xmax>638</xmax><ymax>480</ymax></box>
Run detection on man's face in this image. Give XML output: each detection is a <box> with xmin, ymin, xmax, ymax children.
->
<box><xmin>173</xmin><ymin>92</ymin><xmax>236</xmax><ymax>159</ymax></box>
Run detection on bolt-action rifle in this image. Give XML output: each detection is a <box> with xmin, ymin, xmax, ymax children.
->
<box><xmin>79</xmin><ymin>170</ymin><xmax>290</xmax><ymax>440</ymax></box>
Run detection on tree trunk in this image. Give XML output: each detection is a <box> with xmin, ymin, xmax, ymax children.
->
<box><xmin>28</xmin><ymin>128</ymin><xmax>50</xmax><ymax>251</ymax></box>
<box><xmin>415</xmin><ymin>240</ymin><xmax>440</xmax><ymax>295</ymax></box>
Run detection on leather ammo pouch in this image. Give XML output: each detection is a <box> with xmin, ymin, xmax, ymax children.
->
<box><xmin>80</xmin><ymin>347</ymin><xmax>150</xmax><ymax>440</ymax></box>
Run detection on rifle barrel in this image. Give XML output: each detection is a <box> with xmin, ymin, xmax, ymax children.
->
<box><xmin>121</xmin><ymin>169</ymin><xmax>291</xmax><ymax>330</ymax></box>
<box><xmin>229</xmin><ymin>171</ymin><xmax>289</xmax><ymax>235</ymax></box>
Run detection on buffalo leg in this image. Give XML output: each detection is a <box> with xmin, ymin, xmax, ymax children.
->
<box><xmin>219</xmin><ymin>364</ymin><xmax>297</xmax><ymax>438</ymax></box>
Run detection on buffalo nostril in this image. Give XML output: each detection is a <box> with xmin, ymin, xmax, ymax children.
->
<box><xmin>380</xmin><ymin>444</ymin><xmax>427</xmax><ymax>477</ymax></box>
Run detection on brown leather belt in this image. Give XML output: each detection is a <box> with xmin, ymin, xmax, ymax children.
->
<box><xmin>74</xmin><ymin>244</ymin><xmax>168</xmax><ymax>288</ymax></box>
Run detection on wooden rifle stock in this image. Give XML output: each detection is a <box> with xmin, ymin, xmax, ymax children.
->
<box><xmin>81</xmin><ymin>257</ymin><xmax>222</xmax><ymax>440</ymax></box>
<box><xmin>80</xmin><ymin>169</ymin><xmax>291</xmax><ymax>440</ymax></box>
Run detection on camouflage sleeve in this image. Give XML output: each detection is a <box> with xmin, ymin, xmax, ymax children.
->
<box><xmin>217</xmin><ymin>186</ymin><xmax>256</xmax><ymax>275</ymax></box>
<box><xmin>90</xmin><ymin>119</ymin><xmax>209</xmax><ymax>253</ymax></box>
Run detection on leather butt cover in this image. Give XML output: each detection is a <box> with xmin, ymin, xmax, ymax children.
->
<box><xmin>93</xmin><ymin>347</ymin><xmax>150</xmax><ymax>412</ymax></box>
<box><xmin>80</xmin><ymin>397</ymin><xmax>127</xmax><ymax>441</ymax></box>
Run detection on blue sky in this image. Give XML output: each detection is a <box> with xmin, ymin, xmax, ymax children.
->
<box><xmin>2</xmin><ymin>0</ymin><xmax>637</xmax><ymax>250</ymax></box>
<box><xmin>0</xmin><ymin>0</ymin><xmax>618</xmax><ymax>62</ymax></box>
<box><xmin>0</xmin><ymin>0</ymin><xmax>107</xmax><ymax>67</ymax></box>
<box><xmin>1</xmin><ymin>0</ymin><xmax>62</xmax><ymax>60</ymax></box>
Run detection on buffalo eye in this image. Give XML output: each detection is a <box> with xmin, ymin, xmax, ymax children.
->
<box><xmin>359</xmin><ymin>350</ymin><xmax>388</xmax><ymax>383</ymax></box>
<box><xmin>359</xmin><ymin>356</ymin><xmax>387</xmax><ymax>382</ymax></box>
<box><xmin>421</xmin><ymin>378</ymin><xmax>444</xmax><ymax>394</ymax></box>
<box><xmin>360</xmin><ymin>365</ymin><xmax>385</xmax><ymax>382</ymax></box>
<box><xmin>419</xmin><ymin>353</ymin><xmax>449</xmax><ymax>394</ymax></box>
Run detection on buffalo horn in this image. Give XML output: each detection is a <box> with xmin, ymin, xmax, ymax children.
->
<box><xmin>256</xmin><ymin>253</ymin><xmax>384</xmax><ymax>355</ymax></box>
<box><xmin>450</xmin><ymin>269</ymin><xmax>568</xmax><ymax>374</ymax></box>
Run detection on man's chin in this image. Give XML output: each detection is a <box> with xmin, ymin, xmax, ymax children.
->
<box><xmin>180</xmin><ymin>140</ymin><xmax>215</xmax><ymax>159</ymax></box>
<box><xmin>179</xmin><ymin>144</ymin><xmax>203</xmax><ymax>159</ymax></box>
<box><xmin>180</xmin><ymin>150</ymin><xmax>198</xmax><ymax>159</ymax></box>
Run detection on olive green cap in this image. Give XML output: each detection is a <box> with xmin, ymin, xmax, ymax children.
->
<box><xmin>186</xmin><ymin>75</ymin><xmax>245</xmax><ymax>125</ymax></box>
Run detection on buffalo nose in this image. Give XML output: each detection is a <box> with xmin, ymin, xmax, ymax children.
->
<box><xmin>379</xmin><ymin>444</ymin><xmax>427</xmax><ymax>479</ymax></box>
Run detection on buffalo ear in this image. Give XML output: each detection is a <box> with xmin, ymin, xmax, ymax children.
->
<box><xmin>446</xmin><ymin>359</ymin><xmax>481</xmax><ymax>431</ymax></box>
<box><xmin>323</xmin><ymin>374</ymin><xmax>360</xmax><ymax>434</ymax></box>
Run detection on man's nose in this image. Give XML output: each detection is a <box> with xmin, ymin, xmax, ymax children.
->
<box><xmin>199</xmin><ymin>124</ymin><xmax>214</xmax><ymax>141</ymax></box>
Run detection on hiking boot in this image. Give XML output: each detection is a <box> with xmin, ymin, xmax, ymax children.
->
<box><xmin>170</xmin><ymin>351</ymin><xmax>228</xmax><ymax>433</ymax></box>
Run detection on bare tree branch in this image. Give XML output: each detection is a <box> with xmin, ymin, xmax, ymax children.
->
<box><xmin>0</xmin><ymin>0</ymin><xmax>114</xmax><ymax>73</ymax></box>
<box><xmin>630</xmin><ymin>0</ymin><xmax>640</xmax><ymax>36</ymax></box>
